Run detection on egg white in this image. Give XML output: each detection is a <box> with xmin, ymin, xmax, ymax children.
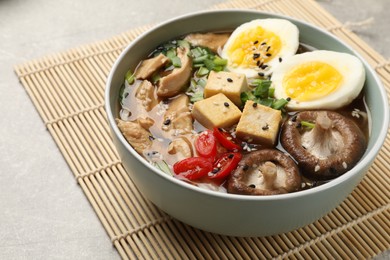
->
<box><xmin>272</xmin><ymin>50</ymin><xmax>365</xmax><ymax>110</ymax></box>
<box><xmin>221</xmin><ymin>19</ymin><xmax>299</xmax><ymax>78</ymax></box>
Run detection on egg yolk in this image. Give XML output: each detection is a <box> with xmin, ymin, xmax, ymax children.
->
<box><xmin>226</xmin><ymin>26</ymin><xmax>282</xmax><ymax>68</ymax></box>
<box><xmin>283</xmin><ymin>62</ymin><xmax>343</xmax><ymax>101</ymax></box>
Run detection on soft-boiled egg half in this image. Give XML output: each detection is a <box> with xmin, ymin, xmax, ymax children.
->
<box><xmin>272</xmin><ymin>50</ymin><xmax>365</xmax><ymax>110</ymax></box>
<box><xmin>221</xmin><ymin>19</ymin><xmax>299</xmax><ymax>78</ymax></box>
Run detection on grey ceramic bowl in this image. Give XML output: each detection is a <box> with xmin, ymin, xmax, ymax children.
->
<box><xmin>105</xmin><ymin>10</ymin><xmax>389</xmax><ymax>237</ymax></box>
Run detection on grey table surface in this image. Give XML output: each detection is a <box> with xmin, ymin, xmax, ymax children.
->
<box><xmin>1</xmin><ymin>0</ymin><xmax>389</xmax><ymax>259</ymax></box>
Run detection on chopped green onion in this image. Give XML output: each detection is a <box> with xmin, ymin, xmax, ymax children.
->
<box><xmin>193</xmin><ymin>55</ymin><xmax>209</xmax><ymax>64</ymax></box>
<box><xmin>268</xmin><ymin>87</ymin><xmax>275</xmax><ymax>98</ymax></box>
<box><xmin>125</xmin><ymin>70</ymin><xmax>135</xmax><ymax>85</ymax></box>
<box><xmin>213</xmin><ymin>57</ymin><xmax>228</xmax><ymax>66</ymax></box>
<box><xmin>197</xmin><ymin>78</ymin><xmax>207</xmax><ymax>87</ymax></box>
<box><xmin>203</xmin><ymin>59</ymin><xmax>215</xmax><ymax>70</ymax></box>
<box><xmin>170</xmin><ymin>56</ymin><xmax>182</xmax><ymax>68</ymax></box>
<box><xmin>259</xmin><ymin>98</ymin><xmax>274</xmax><ymax>107</ymax></box>
<box><xmin>213</xmin><ymin>65</ymin><xmax>224</xmax><ymax>72</ymax></box>
<box><xmin>196</xmin><ymin>66</ymin><xmax>209</xmax><ymax>77</ymax></box>
<box><xmin>177</xmin><ymin>40</ymin><xmax>190</xmax><ymax>49</ymax></box>
<box><xmin>301</xmin><ymin>120</ymin><xmax>316</xmax><ymax>129</ymax></box>
<box><xmin>190</xmin><ymin>91</ymin><xmax>204</xmax><ymax>102</ymax></box>
<box><xmin>191</xmin><ymin>47</ymin><xmax>203</xmax><ymax>58</ymax></box>
<box><xmin>153</xmin><ymin>160</ymin><xmax>173</xmax><ymax>176</ymax></box>
<box><xmin>166</xmin><ymin>49</ymin><xmax>176</xmax><ymax>59</ymax></box>
<box><xmin>240</xmin><ymin>91</ymin><xmax>256</xmax><ymax>104</ymax></box>
<box><xmin>151</xmin><ymin>73</ymin><xmax>161</xmax><ymax>84</ymax></box>
<box><xmin>271</xmin><ymin>98</ymin><xmax>289</xmax><ymax>110</ymax></box>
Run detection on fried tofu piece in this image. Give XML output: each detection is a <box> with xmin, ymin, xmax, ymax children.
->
<box><xmin>191</xmin><ymin>93</ymin><xmax>242</xmax><ymax>129</ymax></box>
<box><xmin>204</xmin><ymin>71</ymin><xmax>248</xmax><ymax>106</ymax></box>
<box><xmin>236</xmin><ymin>101</ymin><xmax>282</xmax><ymax>146</ymax></box>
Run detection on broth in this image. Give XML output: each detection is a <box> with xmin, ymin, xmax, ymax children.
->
<box><xmin>118</xmin><ymin>34</ymin><xmax>369</xmax><ymax>193</ymax></box>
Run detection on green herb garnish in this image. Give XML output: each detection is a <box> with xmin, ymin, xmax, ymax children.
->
<box><xmin>153</xmin><ymin>160</ymin><xmax>173</xmax><ymax>176</ymax></box>
<box><xmin>240</xmin><ymin>79</ymin><xmax>289</xmax><ymax>110</ymax></box>
<box><xmin>125</xmin><ymin>70</ymin><xmax>135</xmax><ymax>85</ymax></box>
<box><xmin>301</xmin><ymin>120</ymin><xmax>316</xmax><ymax>129</ymax></box>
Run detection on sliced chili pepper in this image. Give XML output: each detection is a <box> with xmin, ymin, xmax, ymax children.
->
<box><xmin>213</xmin><ymin>127</ymin><xmax>241</xmax><ymax>151</ymax></box>
<box><xmin>208</xmin><ymin>152</ymin><xmax>242</xmax><ymax>180</ymax></box>
<box><xmin>173</xmin><ymin>157</ymin><xmax>213</xmax><ymax>180</ymax></box>
<box><xmin>195</xmin><ymin>129</ymin><xmax>217</xmax><ymax>158</ymax></box>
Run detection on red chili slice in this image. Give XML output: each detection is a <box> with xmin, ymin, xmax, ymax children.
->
<box><xmin>195</xmin><ymin>129</ymin><xmax>217</xmax><ymax>158</ymax></box>
<box><xmin>213</xmin><ymin>127</ymin><xmax>241</xmax><ymax>151</ymax></box>
<box><xmin>173</xmin><ymin>157</ymin><xmax>213</xmax><ymax>180</ymax></box>
<box><xmin>209</xmin><ymin>152</ymin><xmax>242</xmax><ymax>180</ymax></box>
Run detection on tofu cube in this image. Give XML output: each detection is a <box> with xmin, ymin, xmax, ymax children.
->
<box><xmin>236</xmin><ymin>101</ymin><xmax>282</xmax><ymax>146</ymax></box>
<box><xmin>204</xmin><ymin>71</ymin><xmax>248</xmax><ymax>106</ymax></box>
<box><xmin>192</xmin><ymin>93</ymin><xmax>242</xmax><ymax>129</ymax></box>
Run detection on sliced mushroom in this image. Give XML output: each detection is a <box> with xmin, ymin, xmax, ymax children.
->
<box><xmin>163</xmin><ymin>94</ymin><xmax>193</xmax><ymax>134</ymax></box>
<box><xmin>227</xmin><ymin>149</ymin><xmax>301</xmax><ymax>195</ymax></box>
<box><xmin>157</xmin><ymin>47</ymin><xmax>192</xmax><ymax>97</ymax></box>
<box><xmin>116</xmin><ymin>118</ymin><xmax>152</xmax><ymax>155</ymax></box>
<box><xmin>184</xmin><ymin>33</ymin><xmax>230</xmax><ymax>53</ymax></box>
<box><xmin>168</xmin><ymin>136</ymin><xmax>193</xmax><ymax>161</ymax></box>
<box><xmin>281</xmin><ymin>111</ymin><xmax>366</xmax><ymax>180</ymax></box>
<box><xmin>135</xmin><ymin>80</ymin><xmax>158</xmax><ymax>111</ymax></box>
<box><xmin>134</xmin><ymin>53</ymin><xmax>169</xmax><ymax>80</ymax></box>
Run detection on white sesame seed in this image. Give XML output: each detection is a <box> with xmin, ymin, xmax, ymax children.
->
<box><xmin>342</xmin><ymin>162</ymin><xmax>348</xmax><ymax>169</ymax></box>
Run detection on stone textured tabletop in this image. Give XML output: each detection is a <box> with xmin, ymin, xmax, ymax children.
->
<box><xmin>1</xmin><ymin>0</ymin><xmax>388</xmax><ymax>259</ymax></box>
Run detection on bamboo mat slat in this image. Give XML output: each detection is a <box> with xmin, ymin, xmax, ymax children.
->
<box><xmin>14</xmin><ymin>0</ymin><xmax>390</xmax><ymax>259</ymax></box>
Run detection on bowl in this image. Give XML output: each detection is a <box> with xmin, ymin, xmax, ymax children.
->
<box><xmin>105</xmin><ymin>10</ymin><xmax>389</xmax><ymax>237</ymax></box>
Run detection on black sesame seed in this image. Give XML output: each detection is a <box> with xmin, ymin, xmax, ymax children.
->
<box><xmin>262</xmin><ymin>124</ymin><xmax>269</xmax><ymax>131</ymax></box>
<box><xmin>279</xmin><ymin>57</ymin><xmax>283</xmax><ymax>62</ymax></box>
<box><xmin>248</xmin><ymin>184</ymin><xmax>256</xmax><ymax>188</ymax></box>
<box><xmin>266</xmin><ymin>46</ymin><xmax>271</xmax><ymax>51</ymax></box>
<box><xmin>152</xmin><ymin>151</ymin><xmax>158</xmax><ymax>155</ymax></box>
<box><xmin>211</xmin><ymin>168</ymin><xmax>220</xmax><ymax>174</ymax></box>
<box><xmin>224</xmin><ymin>102</ymin><xmax>230</xmax><ymax>107</ymax></box>
<box><xmin>228</xmin><ymin>154</ymin><xmax>234</xmax><ymax>159</ymax></box>
<box><xmin>149</xmin><ymin>135</ymin><xmax>155</xmax><ymax>141</ymax></box>
<box><xmin>286</xmin><ymin>97</ymin><xmax>291</xmax><ymax>101</ymax></box>
<box><xmin>254</xmin><ymin>40</ymin><xmax>259</xmax><ymax>44</ymax></box>
<box><xmin>227</xmin><ymin>78</ymin><xmax>233</xmax><ymax>83</ymax></box>
<box><xmin>256</xmin><ymin>60</ymin><xmax>261</xmax><ymax>66</ymax></box>
<box><xmin>261</xmin><ymin>64</ymin><xmax>268</xmax><ymax>69</ymax></box>
<box><xmin>252</xmin><ymin>102</ymin><xmax>258</xmax><ymax>108</ymax></box>
<box><xmin>124</xmin><ymin>92</ymin><xmax>129</xmax><ymax>98</ymax></box>
<box><xmin>261</xmin><ymin>42</ymin><xmax>266</xmax><ymax>46</ymax></box>
<box><xmin>266</xmin><ymin>53</ymin><xmax>272</xmax><ymax>57</ymax></box>
<box><xmin>291</xmin><ymin>115</ymin><xmax>297</xmax><ymax>122</ymax></box>
<box><xmin>243</xmin><ymin>165</ymin><xmax>249</xmax><ymax>171</ymax></box>
<box><xmin>163</xmin><ymin>119</ymin><xmax>171</xmax><ymax>125</ymax></box>
<box><xmin>258</xmin><ymin>72</ymin><xmax>265</xmax><ymax>77</ymax></box>
<box><xmin>253</xmin><ymin>53</ymin><xmax>260</xmax><ymax>59</ymax></box>
<box><xmin>296</xmin><ymin>122</ymin><xmax>302</xmax><ymax>128</ymax></box>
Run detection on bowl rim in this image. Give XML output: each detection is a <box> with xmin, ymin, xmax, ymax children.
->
<box><xmin>105</xmin><ymin>9</ymin><xmax>389</xmax><ymax>202</ymax></box>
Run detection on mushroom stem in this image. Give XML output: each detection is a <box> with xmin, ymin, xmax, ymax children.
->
<box><xmin>301</xmin><ymin>112</ymin><xmax>342</xmax><ymax>159</ymax></box>
<box><xmin>261</xmin><ymin>161</ymin><xmax>277</xmax><ymax>189</ymax></box>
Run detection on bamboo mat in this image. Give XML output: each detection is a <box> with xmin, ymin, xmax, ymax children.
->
<box><xmin>14</xmin><ymin>0</ymin><xmax>390</xmax><ymax>259</ymax></box>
